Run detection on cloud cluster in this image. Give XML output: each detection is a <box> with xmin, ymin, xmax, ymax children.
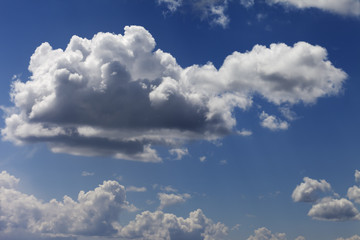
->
<box><xmin>119</xmin><ymin>209</ymin><xmax>228</xmax><ymax>240</ymax></box>
<box><xmin>1</xmin><ymin>26</ymin><xmax>347</xmax><ymax>162</ymax></box>
<box><xmin>247</xmin><ymin>227</ymin><xmax>305</xmax><ymax>240</ymax></box>
<box><xmin>259</xmin><ymin>111</ymin><xmax>289</xmax><ymax>131</ymax></box>
<box><xmin>267</xmin><ymin>0</ymin><xmax>360</xmax><ymax>16</ymax></box>
<box><xmin>293</xmin><ymin>171</ymin><xmax>360</xmax><ymax>221</ymax></box>
<box><xmin>0</xmin><ymin>171</ymin><xmax>227</xmax><ymax>240</ymax></box>
<box><xmin>158</xmin><ymin>192</ymin><xmax>191</xmax><ymax>210</ymax></box>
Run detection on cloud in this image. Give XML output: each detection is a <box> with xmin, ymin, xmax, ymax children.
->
<box><xmin>236</xmin><ymin>129</ymin><xmax>252</xmax><ymax>136</ymax></box>
<box><xmin>337</xmin><ymin>235</ymin><xmax>360</xmax><ymax>240</ymax></box>
<box><xmin>158</xmin><ymin>192</ymin><xmax>191</xmax><ymax>210</ymax></box>
<box><xmin>246</xmin><ymin>227</ymin><xmax>287</xmax><ymax>240</ymax></box>
<box><xmin>347</xmin><ymin>185</ymin><xmax>360</xmax><ymax>204</ymax></box>
<box><xmin>355</xmin><ymin>170</ymin><xmax>360</xmax><ymax>183</ymax></box>
<box><xmin>292</xmin><ymin>177</ymin><xmax>332</xmax><ymax>202</ymax></box>
<box><xmin>260</xmin><ymin>111</ymin><xmax>289</xmax><ymax>130</ymax></box>
<box><xmin>266</xmin><ymin>0</ymin><xmax>360</xmax><ymax>16</ymax></box>
<box><xmin>127</xmin><ymin>186</ymin><xmax>147</xmax><ymax>192</ymax></box>
<box><xmin>0</xmin><ymin>173</ymin><xmax>129</xmax><ymax>238</ymax></box>
<box><xmin>0</xmin><ymin>171</ymin><xmax>227</xmax><ymax>240</ymax></box>
<box><xmin>308</xmin><ymin>197</ymin><xmax>360</xmax><ymax>221</ymax></box>
<box><xmin>0</xmin><ymin>170</ymin><xmax>20</xmax><ymax>188</ymax></box>
<box><xmin>200</xmin><ymin>156</ymin><xmax>207</xmax><ymax>162</ymax></box>
<box><xmin>158</xmin><ymin>0</ymin><xmax>230</xmax><ymax>28</ymax></box>
<box><xmin>2</xmin><ymin>26</ymin><xmax>347</xmax><ymax>162</ymax></box>
<box><xmin>119</xmin><ymin>209</ymin><xmax>228</xmax><ymax>240</ymax></box>
<box><xmin>169</xmin><ymin>148</ymin><xmax>189</xmax><ymax>160</ymax></box>
<box><xmin>81</xmin><ymin>171</ymin><xmax>94</xmax><ymax>176</ymax></box>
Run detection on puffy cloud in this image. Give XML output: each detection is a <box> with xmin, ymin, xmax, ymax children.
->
<box><xmin>0</xmin><ymin>170</ymin><xmax>20</xmax><ymax>188</ymax></box>
<box><xmin>355</xmin><ymin>170</ymin><xmax>360</xmax><ymax>183</ymax></box>
<box><xmin>0</xmin><ymin>174</ymin><xmax>129</xmax><ymax>238</ymax></box>
<box><xmin>169</xmin><ymin>148</ymin><xmax>189</xmax><ymax>160</ymax></box>
<box><xmin>308</xmin><ymin>197</ymin><xmax>360</xmax><ymax>221</ymax></box>
<box><xmin>337</xmin><ymin>235</ymin><xmax>360</xmax><ymax>240</ymax></box>
<box><xmin>292</xmin><ymin>177</ymin><xmax>332</xmax><ymax>202</ymax></box>
<box><xmin>118</xmin><ymin>209</ymin><xmax>228</xmax><ymax>240</ymax></box>
<box><xmin>260</xmin><ymin>111</ymin><xmax>289</xmax><ymax>130</ymax></box>
<box><xmin>2</xmin><ymin>26</ymin><xmax>347</xmax><ymax>162</ymax></box>
<box><xmin>158</xmin><ymin>192</ymin><xmax>191</xmax><ymax>210</ymax></box>
<box><xmin>347</xmin><ymin>185</ymin><xmax>360</xmax><ymax>204</ymax></box>
<box><xmin>0</xmin><ymin>171</ymin><xmax>227</xmax><ymax>240</ymax></box>
<box><xmin>127</xmin><ymin>186</ymin><xmax>147</xmax><ymax>192</ymax></box>
<box><xmin>247</xmin><ymin>227</ymin><xmax>287</xmax><ymax>240</ymax></box>
<box><xmin>266</xmin><ymin>0</ymin><xmax>360</xmax><ymax>16</ymax></box>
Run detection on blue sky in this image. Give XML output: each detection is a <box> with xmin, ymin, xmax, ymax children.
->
<box><xmin>0</xmin><ymin>0</ymin><xmax>360</xmax><ymax>239</ymax></box>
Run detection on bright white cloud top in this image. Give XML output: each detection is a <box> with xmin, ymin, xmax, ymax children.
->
<box><xmin>1</xmin><ymin>25</ymin><xmax>347</xmax><ymax>162</ymax></box>
<box><xmin>0</xmin><ymin>171</ymin><xmax>227</xmax><ymax>240</ymax></box>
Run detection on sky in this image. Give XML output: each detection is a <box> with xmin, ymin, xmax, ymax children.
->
<box><xmin>0</xmin><ymin>0</ymin><xmax>360</xmax><ymax>239</ymax></box>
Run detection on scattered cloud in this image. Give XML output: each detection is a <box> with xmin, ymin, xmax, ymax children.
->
<box><xmin>337</xmin><ymin>235</ymin><xmax>360</xmax><ymax>240</ymax></box>
<box><xmin>127</xmin><ymin>186</ymin><xmax>147</xmax><ymax>192</ymax></box>
<box><xmin>347</xmin><ymin>185</ymin><xmax>360</xmax><ymax>204</ymax></box>
<box><xmin>200</xmin><ymin>156</ymin><xmax>207</xmax><ymax>162</ymax></box>
<box><xmin>169</xmin><ymin>148</ymin><xmax>189</xmax><ymax>160</ymax></box>
<box><xmin>236</xmin><ymin>129</ymin><xmax>252</xmax><ymax>136</ymax></box>
<box><xmin>157</xmin><ymin>0</ymin><xmax>230</xmax><ymax>28</ymax></box>
<box><xmin>292</xmin><ymin>177</ymin><xmax>332</xmax><ymax>202</ymax></box>
<box><xmin>355</xmin><ymin>169</ymin><xmax>360</xmax><ymax>183</ymax></box>
<box><xmin>1</xmin><ymin>26</ymin><xmax>347</xmax><ymax>162</ymax></box>
<box><xmin>266</xmin><ymin>0</ymin><xmax>360</xmax><ymax>17</ymax></box>
<box><xmin>81</xmin><ymin>171</ymin><xmax>94</xmax><ymax>176</ymax></box>
<box><xmin>158</xmin><ymin>192</ymin><xmax>191</xmax><ymax>210</ymax></box>
<box><xmin>260</xmin><ymin>111</ymin><xmax>289</xmax><ymax>130</ymax></box>
<box><xmin>219</xmin><ymin>159</ymin><xmax>228</xmax><ymax>165</ymax></box>
<box><xmin>308</xmin><ymin>197</ymin><xmax>360</xmax><ymax>221</ymax></box>
<box><xmin>0</xmin><ymin>171</ymin><xmax>227</xmax><ymax>240</ymax></box>
<box><xmin>231</xmin><ymin>223</ymin><xmax>241</xmax><ymax>231</ymax></box>
<box><xmin>119</xmin><ymin>209</ymin><xmax>228</xmax><ymax>240</ymax></box>
<box><xmin>246</xmin><ymin>227</ymin><xmax>287</xmax><ymax>240</ymax></box>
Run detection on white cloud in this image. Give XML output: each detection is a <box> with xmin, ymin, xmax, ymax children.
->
<box><xmin>0</xmin><ymin>171</ymin><xmax>227</xmax><ymax>240</ymax></box>
<box><xmin>169</xmin><ymin>148</ymin><xmax>189</xmax><ymax>160</ymax></box>
<box><xmin>266</xmin><ymin>0</ymin><xmax>360</xmax><ymax>16</ymax></box>
<box><xmin>355</xmin><ymin>169</ymin><xmax>360</xmax><ymax>183</ymax></box>
<box><xmin>2</xmin><ymin>26</ymin><xmax>347</xmax><ymax>162</ymax></box>
<box><xmin>119</xmin><ymin>209</ymin><xmax>228</xmax><ymax>240</ymax></box>
<box><xmin>81</xmin><ymin>171</ymin><xmax>94</xmax><ymax>176</ymax></box>
<box><xmin>247</xmin><ymin>227</ymin><xmax>287</xmax><ymax>240</ymax></box>
<box><xmin>158</xmin><ymin>192</ymin><xmax>191</xmax><ymax>210</ymax></box>
<box><xmin>127</xmin><ymin>186</ymin><xmax>147</xmax><ymax>192</ymax></box>
<box><xmin>157</xmin><ymin>0</ymin><xmax>183</xmax><ymax>12</ymax></box>
<box><xmin>337</xmin><ymin>235</ymin><xmax>360</xmax><ymax>240</ymax></box>
<box><xmin>308</xmin><ymin>197</ymin><xmax>360</xmax><ymax>221</ymax></box>
<box><xmin>295</xmin><ymin>237</ymin><xmax>306</xmax><ymax>240</ymax></box>
<box><xmin>0</xmin><ymin>175</ymin><xmax>129</xmax><ymax>238</ymax></box>
<box><xmin>347</xmin><ymin>185</ymin><xmax>360</xmax><ymax>204</ymax></box>
<box><xmin>157</xmin><ymin>0</ymin><xmax>230</xmax><ymax>28</ymax></box>
<box><xmin>260</xmin><ymin>111</ymin><xmax>289</xmax><ymax>130</ymax></box>
<box><xmin>236</xmin><ymin>129</ymin><xmax>252</xmax><ymax>136</ymax></box>
<box><xmin>240</xmin><ymin>0</ymin><xmax>255</xmax><ymax>8</ymax></box>
<box><xmin>219</xmin><ymin>159</ymin><xmax>228</xmax><ymax>165</ymax></box>
<box><xmin>0</xmin><ymin>170</ymin><xmax>20</xmax><ymax>188</ymax></box>
<box><xmin>292</xmin><ymin>177</ymin><xmax>332</xmax><ymax>202</ymax></box>
<box><xmin>200</xmin><ymin>156</ymin><xmax>207</xmax><ymax>162</ymax></box>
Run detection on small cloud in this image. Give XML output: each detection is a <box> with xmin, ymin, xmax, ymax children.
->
<box><xmin>355</xmin><ymin>170</ymin><xmax>360</xmax><ymax>183</ymax></box>
<box><xmin>219</xmin><ymin>159</ymin><xmax>228</xmax><ymax>165</ymax></box>
<box><xmin>200</xmin><ymin>156</ymin><xmax>206</xmax><ymax>162</ymax></box>
<box><xmin>158</xmin><ymin>192</ymin><xmax>191</xmax><ymax>210</ymax></box>
<box><xmin>127</xmin><ymin>186</ymin><xmax>147</xmax><ymax>192</ymax></box>
<box><xmin>169</xmin><ymin>148</ymin><xmax>189</xmax><ymax>160</ymax></box>
<box><xmin>237</xmin><ymin>129</ymin><xmax>252</xmax><ymax>136</ymax></box>
<box><xmin>231</xmin><ymin>223</ymin><xmax>241</xmax><ymax>231</ymax></box>
<box><xmin>260</xmin><ymin>111</ymin><xmax>289</xmax><ymax>131</ymax></box>
<box><xmin>81</xmin><ymin>171</ymin><xmax>94</xmax><ymax>177</ymax></box>
<box><xmin>256</xmin><ymin>13</ymin><xmax>267</xmax><ymax>22</ymax></box>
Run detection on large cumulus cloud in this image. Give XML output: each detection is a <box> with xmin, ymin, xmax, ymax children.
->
<box><xmin>1</xmin><ymin>26</ymin><xmax>347</xmax><ymax>162</ymax></box>
<box><xmin>0</xmin><ymin>171</ymin><xmax>227</xmax><ymax>240</ymax></box>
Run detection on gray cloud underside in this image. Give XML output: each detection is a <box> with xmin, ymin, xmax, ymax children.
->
<box><xmin>1</xmin><ymin>26</ymin><xmax>347</xmax><ymax>162</ymax></box>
